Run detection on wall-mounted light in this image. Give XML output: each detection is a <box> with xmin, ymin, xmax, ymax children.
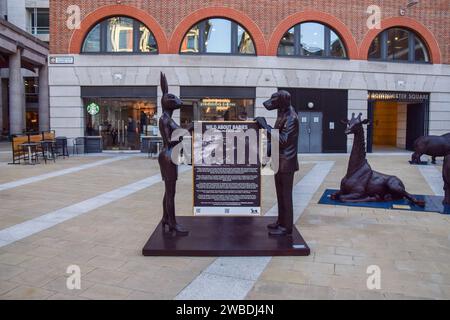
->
<box><xmin>113</xmin><ymin>73</ymin><xmax>123</xmax><ymax>80</ymax></box>
<box><xmin>307</xmin><ymin>102</ymin><xmax>314</xmax><ymax>109</ymax></box>
<box><xmin>400</xmin><ymin>0</ymin><xmax>419</xmax><ymax>16</ymax></box>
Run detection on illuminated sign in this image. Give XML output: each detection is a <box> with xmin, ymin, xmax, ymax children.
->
<box><xmin>368</xmin><ymin>91</ymin><xmax>429</xmax><ymax>102</ymax></box>
<box><xmin>200</xmin><ymin>99</ymin><xmax>237</xmax><ymax>108</ymax></box>
<box><xmin>86</xmin><ymin>102</ymin><xmax>100</xmax><ymax>115</ymax></box>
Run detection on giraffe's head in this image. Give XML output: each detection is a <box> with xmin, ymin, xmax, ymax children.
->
<box><xmin>342</xmin><ymin>113</ymin><xmax>370</xmax><ymax>135</ymax></box>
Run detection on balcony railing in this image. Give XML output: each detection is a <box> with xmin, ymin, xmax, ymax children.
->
<box><xmin>27</xmin><ymin>26</ymin><xmax>49</xmax><ymax>35</ymax></box>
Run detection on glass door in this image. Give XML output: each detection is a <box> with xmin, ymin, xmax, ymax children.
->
<box><xmin>84</xmin><ymin>98</ymin><xmax>157</xmax><ymax>150</ymax></box>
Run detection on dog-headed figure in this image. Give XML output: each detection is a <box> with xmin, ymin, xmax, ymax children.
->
<box><xmin>255</xmin><ymin>90</ymin><xmax>299</xmax><ymax>236</ymax></box>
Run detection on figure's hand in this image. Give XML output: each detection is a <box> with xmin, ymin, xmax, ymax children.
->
<box><xmin>254</xmin><ymin>117</ymin><xmax>267</xmax><ymax>129</ymax></box>
<box><xmin>186</xmin><ymin>122</ymin><xmax>194</xmax><ymax>133</ymax></box>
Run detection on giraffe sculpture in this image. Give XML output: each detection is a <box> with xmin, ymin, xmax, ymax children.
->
<box><xmin>443</xmin><ymin>155</ymin><xmax>450</xmax><ymax>206</ymax></box>
<box><xmin>331</xmin><ymin>113</ymin><xmax>425</xmax><ymax>206</ymax></box>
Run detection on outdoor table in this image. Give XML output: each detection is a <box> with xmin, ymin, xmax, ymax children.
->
<box><xmin>147</xmin><ymin>136</ymin><xmax>163</xmax><ymax>158</ymax></box>
<box><xmin>20</xmin><ymin>142</ymin><xmax>38</xmax><ymax>165</ymax></box>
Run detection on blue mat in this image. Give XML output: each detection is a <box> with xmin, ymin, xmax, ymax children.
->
<box><xmin>319</xmin><ymin>189</ymin><xmax>450</xmax><ymax>215</ymax></box>
<box><xmin>408</xmin><ymin>160</ymin><xmax>429</xmax><ymax>165</ymax></box>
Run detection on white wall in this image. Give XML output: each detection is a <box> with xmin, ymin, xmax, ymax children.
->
<box><xmin>6</xmin><ymin>0</ymin><xmax>26</xmax><ymax>29</ymax></box>
<box><xmin>396</xmin><ymin>103</ymin><xmax>407</xmax><ymax>149</ymax></box>
<box><xmin>0</xmin><ymin>0</ymin><xmax>7</xmax><ymax>19</ymax></box>
<box><xmin>25</xmin><ymin>0</ymin><xmax>49</xmax><ymax>8</ymax></box>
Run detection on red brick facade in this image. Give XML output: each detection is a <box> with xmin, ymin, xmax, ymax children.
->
<box><xmin>50</xmin><ymin>0</ymin><xmax>448</xmax><ymax>64</ymax></box>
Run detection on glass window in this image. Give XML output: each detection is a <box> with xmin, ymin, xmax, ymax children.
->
<box><xmin>205</xmin><ymin>19</ymin><xmax>231</xmax><ymax>53</ymax></box>
<box><xmin>106</xmin><ymin>17</ymin><xmax>134</xmax><ymax>52</ymax></box>
<box><xmin>28</xmin><ymin>8</ymin><xmax>49</xmax><ymax>35</ymax></box>
<box><xmin>36</xmin><ymin>9</ymin><xmax>49</xmax><ymax>32</ymax></box>
<box><xmin>278</xmin><ymin>22</ymin><xmax>346</xmax><ymax>59</ymax></box>
<box><xmin>237</xmin><ymin>26</ymin><xmax>255</xmax><ymax>54</ymax></box>
<box><xmin>368</xmin><ymin>34</ymin><xmax>382</xmax><ymax>59</ymax></box>
<box><xmin>181</xmin><ymin>24</ymin><xmax>200</xmax><ymax>53</ymax></box>
<box><xmin>277</xmin><ymin>28</ymin><xmax>295</xmax><ymax>56</ymax></box>
<box><xmin>138</xmin><ymin>23</ymin><xmax>157</xmax><ymax>52</ymax></box>
<box><xmin>180</xmin><ymin>18</ymin><xmax>256</xmax><ymax>55</ymax></box>
<box><xmin>414</xmin><ymin>36</ymin><xmax>429</xmax><ymax>62</ymax></box>
<box><xmin>368</xmin><ymin>28</ymin><xmax>430</xmax><ymax>63</ymax></box>
<box><xmin>330</xmin><ymin>30</ymin><xmax>346</xmax><ymax>57</ymax></box>
<box><xmin>180</xmin><ymin>98</ymin><xmax>255</xmax><ymax>128</ymax></box>
<box><xmin>387</xmin><ymin>28</ymin><xmax>409</xmax><ymax>61</ymax></box>
<box><xmin>82</xmin><ymin>24</ymin><xmax>101</xmax><ymax>52</ymax></box>
<box><xmin>81</xmin><ymin>16</ymin><xmax>158</xmax><ymax>54</ymax></box>
<box><xmin>301</xmin><ymin>22</ymin><xmax>325</xmax><ymax>56</ymax></box>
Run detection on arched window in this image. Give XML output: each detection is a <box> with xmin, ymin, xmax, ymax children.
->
<box><xmin>82</xmin><ymin>16</ymin><xmax>157</xmax><ymax>53</ymax></box>
<box><xmin>180</xmin><ymin>18</ymin><xmax>255</xmax><ymax>55</ymax></box>
<box><xmin>278</xmin><ymin>22</ymin><xmax>346</xmax><ymax>58</ymax></box>
<box><xmin>368</xmin><ymin>27</ymin><xmax>430</xmax><ymax>63</ymax></box>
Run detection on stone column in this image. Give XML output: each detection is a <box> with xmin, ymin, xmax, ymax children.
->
<box><xmin>38</xmin><ymin>63</ymin><xmax>49</xmax><ymax>132</ymax></box>
<box><xmin>8</xmin><ymin>48</ymin><xmax>24</xmax><ymax>135</ymax></box>
<box><xmin>0</xmin><ymin>74</ymin><xmax>3</xmax><ymax>135</ymax></box>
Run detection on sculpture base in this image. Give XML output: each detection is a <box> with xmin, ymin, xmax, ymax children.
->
<box><xmin>409</xmin><ymin>160</ymin><xmax>429</xmax><ymax>165</ymax></box>
<box><xmin>142</xmin><ymin>216</ymin><xmax>310</xmax><ymax>256</ymax></box>
<box><xmin>319</xmin><ymin>189</ymin><xmax>450</xmax><ymax>214</ymax></box>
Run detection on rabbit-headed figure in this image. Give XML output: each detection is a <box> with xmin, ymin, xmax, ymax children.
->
<box><xmin>158</xmin><ymin>72</ymin><xmax>188</xmax><ymax>236</ymax></box>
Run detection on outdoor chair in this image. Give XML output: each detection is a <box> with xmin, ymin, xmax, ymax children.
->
<box><xmin>73</xmin><ymin>137</ymin><xmax>85</xmax><ymax>154</ymax></box>
<box><xmin>55</xmin><ymin>137</ymin><xmax>69</xmax><ymax>158</ymax></box>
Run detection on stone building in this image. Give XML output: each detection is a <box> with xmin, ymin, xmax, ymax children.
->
<box><xmin>0</xmin><ymin>0</ymin><xmax>49</xmax><ymax>137</ymax></box>
<box><xmin>47</xmin><ymin>0</ymin><xmax>449</xmax><ymax>152</ymax></box>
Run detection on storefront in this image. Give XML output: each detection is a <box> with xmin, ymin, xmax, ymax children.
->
<box><xmin>180</xmin><ymin>86</ymin><xmax>255</xmax><ymax>128</ymax></box>
<box><xmin>47</xmin><ymin>5</ymin><xmax>450</xmax><ymax>154</ymax></box>
<box><xmin>367</xmin><ymin>91</ymin><xmax>430</xmax><ymax>152</ymax></box>
<box><xmin>82</xmin><ymin>86</ymin><xmax>157</xmax><ymax>151</ymax></box>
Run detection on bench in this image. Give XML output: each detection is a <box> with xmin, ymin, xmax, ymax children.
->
<box><xmin>10</xmin><ymin>135</ymin><xmax>29</xmax><ymax>164</ymax></box>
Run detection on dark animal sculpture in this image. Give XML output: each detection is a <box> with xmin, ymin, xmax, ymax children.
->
<box><xmin>444</xmin><ymin>155</ymin><xmax>450</xmax><ymax>206</ymax></box>
<box><xmin>411</xmin><ymin>133</ymin><xmax>450</xmax><ymax>164</ymax></box>
<box><xmin>255</xmin><ymin>90</ymin><xmax>299</xmax><ymax>236</ymax></box>
<box><xmin>331</xmin><ymin>113</ymin><xmax>424</xmax><ymax>207</ymax></box>
<box><xmin>158</xmin><ymin>72</ymin><xmax>188</xmax><ymax>236</ymax></box>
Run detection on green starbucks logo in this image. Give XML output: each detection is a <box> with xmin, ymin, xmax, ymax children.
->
<box><xmin>87</xmin><ymin>102</ymin><xmax>100</xmax><ymax>115</ymax></box>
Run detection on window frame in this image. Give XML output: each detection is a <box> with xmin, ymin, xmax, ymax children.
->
<box><xmin>368</xmin><ymin>28</ymin><xmax>431</xmax><ymax>64</ymax></box>
<box><xmin>28</xmin><ymin>7</ymin><xmax>49</xmax><ymax>35</ymax></box>
<box><xmin>179</xmin><ymin>18</ymin><xmax>257</xmax><ymax>56</ymax></box>
<box><xmin>277</xmin><ymin>22</ymin><xmax>348</xmax><ymax>59</ymax></box>
<box><xmin>81</xmin><ymin>16</ymin><xmax>158</xmax><ymax>55</ymax></box>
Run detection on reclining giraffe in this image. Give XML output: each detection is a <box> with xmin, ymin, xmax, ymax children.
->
<box><xmin>331</xmin><ymin>113</ymin><xmax>425</xmax><ymax>207</ymax></box>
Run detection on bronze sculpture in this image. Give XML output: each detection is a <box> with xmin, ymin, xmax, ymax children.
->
<box><xmin>331</xmin><ymin>113</ymin><xmax>425</xmax><ymax>207</ymax></box>
<box><xmin>444</xmin><ymin>155</ymin><xmax>450</xmax><ymax>206</ymax></box>
<box><xmin>158</xmin><ymin>72</ymin><xmax>188</xmax><ymax>236</ymax></box>
<box><xmin>255</xmin><ymin>90</ymin><xmax>299</xmax><ymax>236</ymax></box>
<box><xmin>411</xmin><ymin>133</ymin><xmax>450</xmax><ymax>164</ymax></box>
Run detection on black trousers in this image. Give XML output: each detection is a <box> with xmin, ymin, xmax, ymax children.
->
<box><xmin>274</xmin><ymin>172</ymin><xmax>294</xmax><ymax>233</ymax></box>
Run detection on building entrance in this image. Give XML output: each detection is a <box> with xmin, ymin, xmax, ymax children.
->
<box><xmin>84</xmin><ymin>98</ymin><xmax>157</xmax><ymax>151</ymax></box>
<box><xmin>368</xmin><ymin>91</ymin><xmax>429</xmax><ymax>152</ymax></box>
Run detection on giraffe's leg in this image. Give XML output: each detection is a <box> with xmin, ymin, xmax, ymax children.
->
<box><xmin>387</xmin><ymin>178</ymin><xmax>425</xmax><ymax>207</ymax></box>
<box><xmin>339</xmin><ymin>193</ymin><xmax>378</xmax><ymax>203</ymax></box>
<box><xmin>343</xmin><ymin>196</ymin><xmax>380</xmax><ymax>203</ymax></box>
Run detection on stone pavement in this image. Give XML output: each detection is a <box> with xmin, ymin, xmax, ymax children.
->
<box><xmin>0</xmin><ymin>144</ymin><xmax>448</xmax><ymax>300</ymax></box>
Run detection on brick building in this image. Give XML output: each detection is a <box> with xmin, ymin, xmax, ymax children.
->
<box><xmin>47</xmin><ymin>0</ymin><xmax>450</xmax><ymax>153</ymax></box>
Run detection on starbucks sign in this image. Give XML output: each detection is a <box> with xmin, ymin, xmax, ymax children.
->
<box><xmin>87</xmin><ymin>102</ymin><xmax>100</xmax><ymax>115</ymax></box>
